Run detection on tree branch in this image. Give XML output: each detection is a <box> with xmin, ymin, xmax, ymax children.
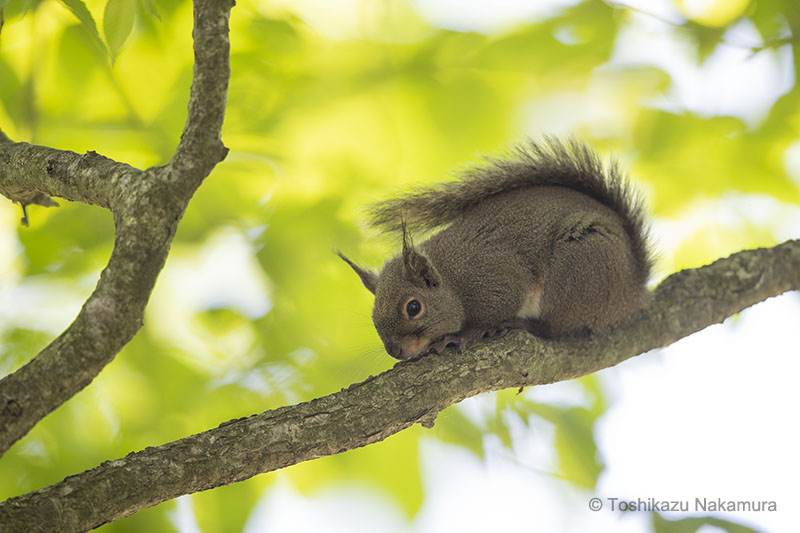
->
<box><xmin>167</xmin><ymin>0</ymin><xmax>232</xmax><ymax>185</ymax></box>
<box><xmin>0</xmin><ymin>142</ymin><xmax>134</xmax><ymax>210</ymax></box>
<box><xmin>0</xmin><ymin>0</ymin><xmax>234</xmax><ymax>457</ymax></box>
<box><xmin>1</xmin><ymin>240</ymin><xmax>797</xmax><ymax>533</ymax></box>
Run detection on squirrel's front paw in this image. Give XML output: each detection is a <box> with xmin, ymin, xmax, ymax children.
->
<box><xmin>482</xmin><ymin>324</ymin><xmax>510</xmax><ymax>339</ymax></box>
<box><xmin>427</xmin><ymin>334</ymin><xmax>466</xmax><ymax>355</ymax></box>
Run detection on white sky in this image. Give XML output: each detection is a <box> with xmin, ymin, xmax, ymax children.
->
<box><xmin>411</xmin><ymin>0</ymin><xmax>584</xmax><ymax>33</ymax></box>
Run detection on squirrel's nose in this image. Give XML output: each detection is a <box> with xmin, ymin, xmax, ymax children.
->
<box><xmin>386</xmin><ymin>342</ymin><xmax>405</xmax><ymax>360</ymax></box>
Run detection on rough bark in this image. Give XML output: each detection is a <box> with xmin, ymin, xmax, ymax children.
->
<box><xmin>0</xmin><ymin>239</ymin><xmax>798</xmax><ymax>532</ymax></box>
<box><xmin>0</xmin><ymin>0</ymin><xmax>234</xmax><ymax>458</ymax></box>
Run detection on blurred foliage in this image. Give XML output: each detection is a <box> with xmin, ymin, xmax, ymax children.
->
<box><xmin>0</xmin><ymin>0</ymin><xmax>799</xmax><ymax>531</ymax></box>
<box><xmin>651</xmin><ymin>511</ymin><xmax>761</xmax><ymax>533</ymax></box>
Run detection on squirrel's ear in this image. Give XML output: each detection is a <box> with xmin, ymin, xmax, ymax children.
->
<box><xmin>402</xmin><ymin>231</ymin><xmax>441</xmax><ymax>289</ymax></box>
<box><xmin>336</xmin><ymin>251</ymin><xmax>378</xmax><ymax>294</ymax></box>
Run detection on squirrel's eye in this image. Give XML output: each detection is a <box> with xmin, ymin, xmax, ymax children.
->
<box><xmin>406</xmin><ymin>299</ymin><xmax>422</xmax><ymax>318</ymax></box>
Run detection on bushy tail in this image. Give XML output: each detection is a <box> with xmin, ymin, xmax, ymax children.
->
<box><xmin>368</xmin><ymin>137</ymin><xmax>653</xmax><ymax>279</ymax></box>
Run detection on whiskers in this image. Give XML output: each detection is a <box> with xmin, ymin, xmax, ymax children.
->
<box><xmin>330</xmin><ymin>342</ymin><xmax>392</xmax><ymax>385</ymax></box>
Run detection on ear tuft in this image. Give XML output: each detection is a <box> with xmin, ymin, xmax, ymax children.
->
<box><xmin>335</xmin><ymin>250</ymin><xmax>378</xmax><ymax>294</ymax></box>
<box><xmin>401</xmin><ymin>226</ymin><xmax>442</xmax><ymax>289</ymax></box>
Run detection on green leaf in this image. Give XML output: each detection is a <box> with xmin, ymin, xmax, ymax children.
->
<box><xmin>103</xmin><ymin>0</ymin><xmax>136</xmax><ymax>62</ymax></box>
<box><xmin>57</xmin><ymin>24</ymin><xmax>104</xmax><ymax>92</ymax></box>
<box><xmin>0</xmin><ymin>0</ymin><xmax>39</xmax><ymax>20</ymax></box>
<box><xmin>684</xmin><ymin>21</ymin><xmax>726</xmax><ymax>63</ymax></box>
<box><xmin>748</xmin><ymin>0</ymin><xmax>792</xmax><ymax>42</ymax></box>
<box><xmin>486</xmin><ymin>409</ymin><xmax>513</xmax><ymax>450</ymax></box>
<box><xmin>19</xmin><ymin>203</ymin><xmax>114</xmax><ymax>277</ymax></box>
<box><xmin>289</xmin><ymin>427</ymin><xmax>425</xmax><ymax>517</ymax></box>
<box><xmin>652</xmin><ymin>511</ymin><xmax>761</xmax><ymax>533</ymax></box>
<box><xmin>0</xmin><ymin>57</ymin><xmax>24</xmax><ymax>125</ymax></box>
<box><xmin>0</xmin><ymin>328</ymin><xmax>52</xmax><ymax>376</ymax></box>
<box><xmin>193</xmin><ymin>481</ymin><xmax>264</xmax><ymax>533</ymax></box>
<box><xmin>138</xmin><ymin>0</ymin><xmax>160</xmax><ymax>21</ymax></box>
<box><xmin>58</xmin><ymin>0</ymin><xmax>107</xmax><ymax>56</ymax></box>
<box><xmin>431</xmin><ymin>406</ymin><xmax>485</xmax><ymax>458</ymax></box>
<box><xmin>521</xmin><ymin>402</ymin><xmax>604</xmax><ymax>490</ymax></box>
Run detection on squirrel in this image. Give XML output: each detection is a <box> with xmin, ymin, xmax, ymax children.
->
<box><xmin>338</xmin><ymin>138</ymin><xmax>653</xmax><ymax>360</ymax></box>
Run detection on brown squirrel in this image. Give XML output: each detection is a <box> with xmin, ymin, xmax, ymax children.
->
<box><xmin>338</xmin><ymin>138</ymin><xmax>653</xmax><ymax>360</ymax></box>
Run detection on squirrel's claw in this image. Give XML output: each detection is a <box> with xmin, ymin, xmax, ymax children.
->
<box><xmin>427</xmin><ymin>334</ymin><xmax>466</xmax><ymax>355</ymax></box>
<box><xmin>482</xmin><ymin>324</ymin><xmax>509</xmax><ymax>339</ymax></box>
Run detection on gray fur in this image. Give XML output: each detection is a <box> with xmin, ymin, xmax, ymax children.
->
<box><xmin>341</xmin><ymin>138</ymin><xmax>654</xmax><ymax>360</ymax></box>
<box><xmin>368</xmin><ymin>137</ymin><xmax>653</xmax><ymax>282</ymax></box>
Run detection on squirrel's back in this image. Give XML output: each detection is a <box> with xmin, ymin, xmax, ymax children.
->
<box><xmin>368</xmin><ymin>138</ymin><xmax>653</xmax><ymax>284</ymax></box>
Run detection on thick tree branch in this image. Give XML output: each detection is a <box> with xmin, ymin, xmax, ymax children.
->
<box><xmin>0</xmin><ymin>0</ymin><xmax>233</xmax><ymax>457</ymax></box>
<box><xmin>168</xmin><ymin>0</ymin><xmax>232</xmax><ymax>184</ymax></box>
<box><xmin>1</xmin><ymin>240</ymin><xmax>797</xmax><ymax>533</ymax></box>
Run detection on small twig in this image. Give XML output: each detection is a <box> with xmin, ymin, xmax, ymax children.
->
<box><xmin>603</xmin><ymin>0</ymin><xmax>794</xmax><ymax>54</ymax></box>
